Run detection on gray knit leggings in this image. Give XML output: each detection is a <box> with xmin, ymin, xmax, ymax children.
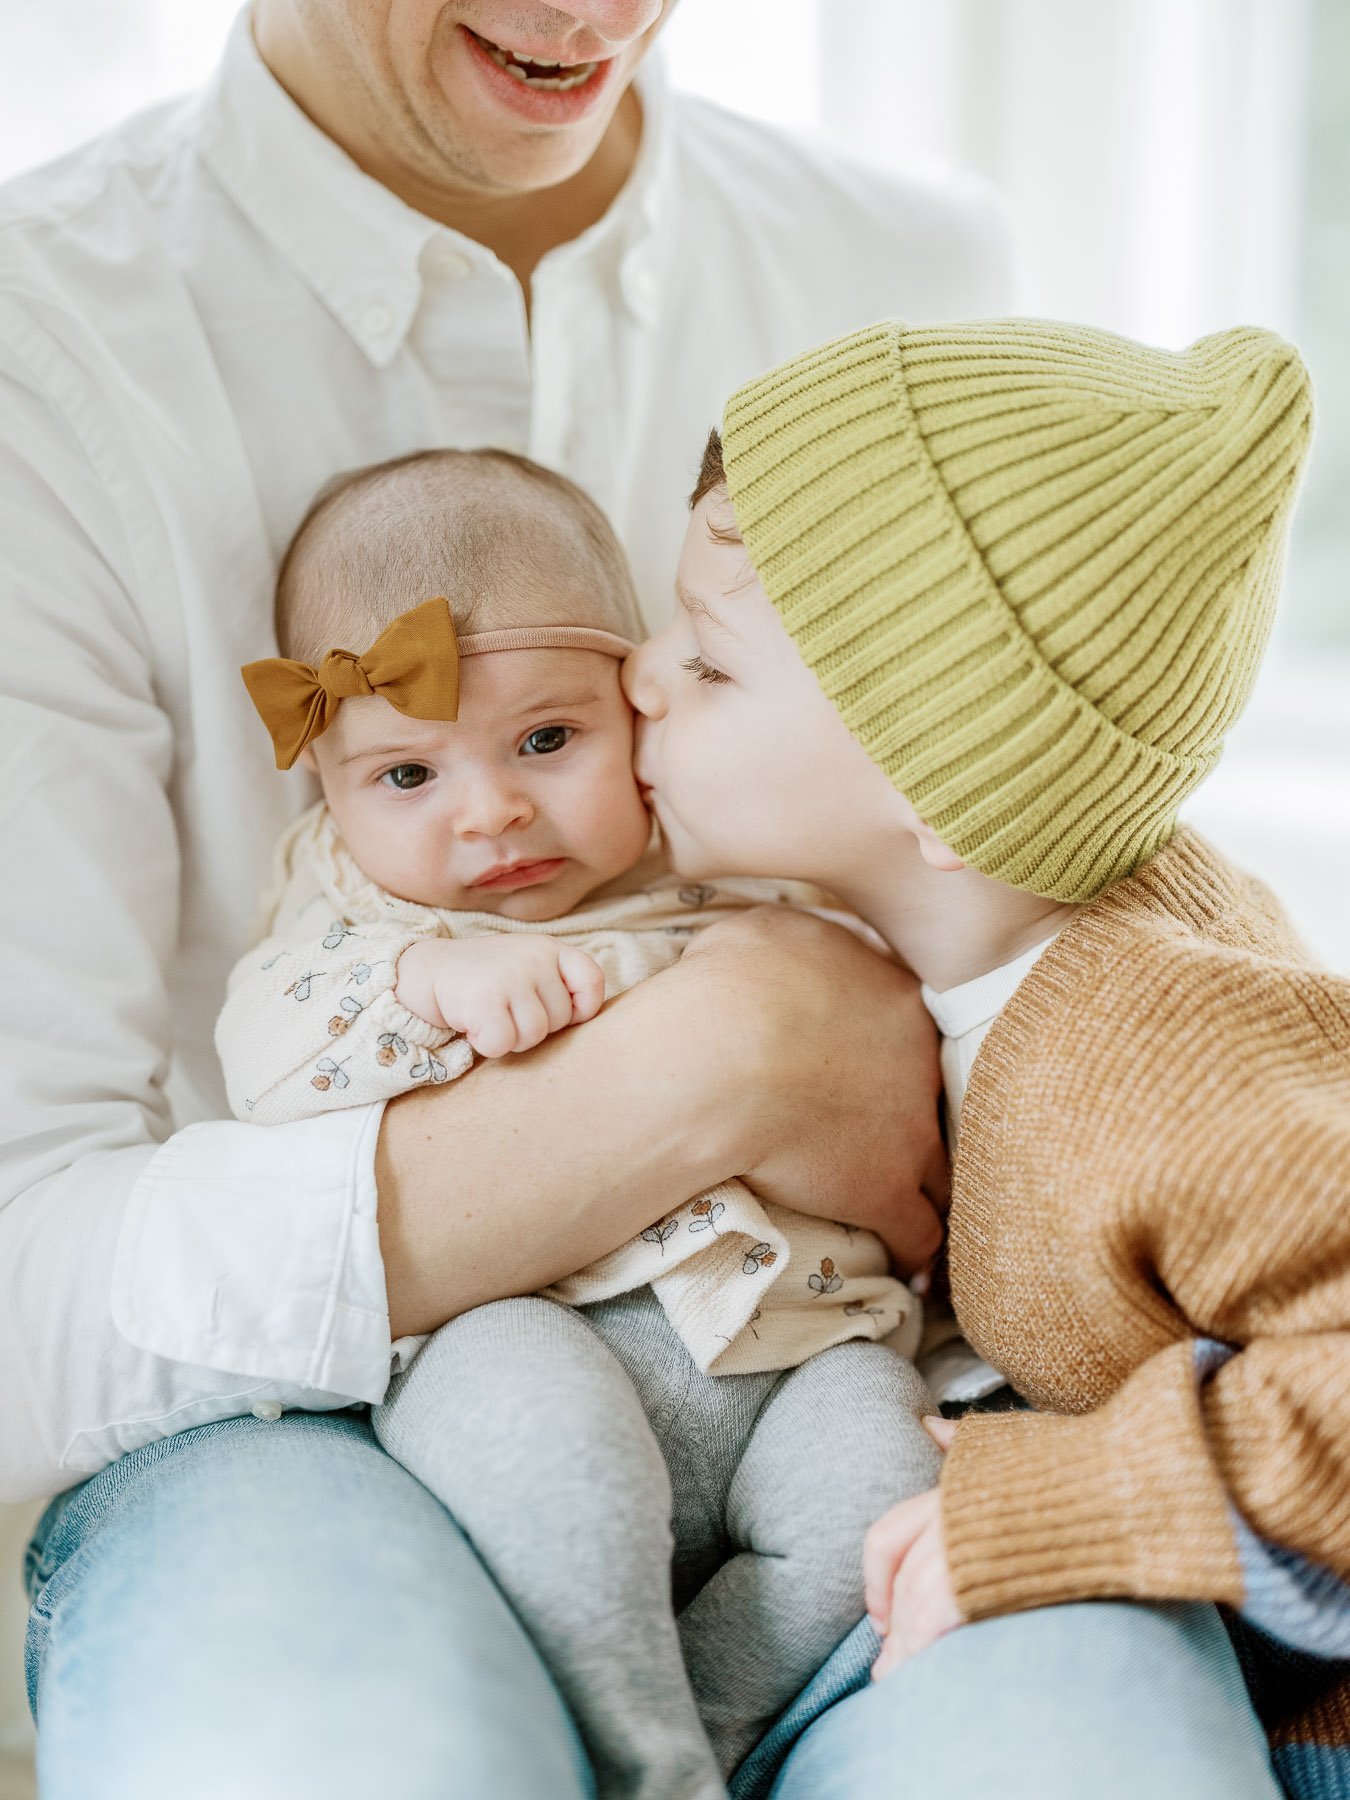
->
<box><xmin>373</xmin><ymin>1285</ymin><xmax>940</xmax><ymax>1800</ymax></box>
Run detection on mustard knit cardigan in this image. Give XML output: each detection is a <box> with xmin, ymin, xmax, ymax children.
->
<box><xmin>942</xmin><ymin>829</ymin><xmax>1350</xmax><ymax>1774</ymax></box>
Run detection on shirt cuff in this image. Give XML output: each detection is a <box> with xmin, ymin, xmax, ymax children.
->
<box><xmin>111</xmin><ymin>1103</ymin><xmax>394</xmax><ymax>1403</ymax></box>
<box><xmin>940</xmin><ymin>1341</ymin><xmax>1244</xmax><ymax>1621</ymax></box>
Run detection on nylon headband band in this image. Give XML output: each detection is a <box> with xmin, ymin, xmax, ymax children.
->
<box><xmin>242</xmin><ymin>598</ymin><xmax>638</xmax><ymax>770</ymax></box>
<box><xmin>456</xmin><ymin>626</ymin><xmax>636</xmax><ymax>659</ymax></box>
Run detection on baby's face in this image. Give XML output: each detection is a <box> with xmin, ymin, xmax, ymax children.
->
<box><xmin>309</xmin><ymin>646</ymin><xmax>653</xmax><ymax>918</ymax></box>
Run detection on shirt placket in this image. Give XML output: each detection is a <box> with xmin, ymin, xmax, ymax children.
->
<box><xmin>413</xmin><ymin>237</ymin><xmax>533</xmax><ymax>453</ymax></box>
<box><xmin>529</xmin><ymin>245</ymin><xmax>624</xmax><ymax>519</ymax></box>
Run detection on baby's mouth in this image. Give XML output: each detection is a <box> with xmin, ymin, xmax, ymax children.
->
<box><xmin>470</xmin><ymin>856</ymin><xmax>568</xmax><ymax>891</ymax></box>
<box><xmin>466</xmin><ymin>29</ymin><xmax>602</xmax><ymax>91</ymax></box>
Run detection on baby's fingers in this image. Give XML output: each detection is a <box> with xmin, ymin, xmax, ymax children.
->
<box><xmin>507</xmin><ymin>988</ymin><xmax>552</xmax><ymax>1052</ymax></box>
<box><xmin>533</xmin><ymin>965</ymin><xmax>579</xmax><ymax>1037</ymax></box>
<box><xmin>465</xmin><ymin>1002</ymin><xmax>519</xmax><ymax>1059</ymax></box>
<box><xmin>558</xmin><ymin>946</ymin><xmax>606</xmax><ymax>1023</ymax></box>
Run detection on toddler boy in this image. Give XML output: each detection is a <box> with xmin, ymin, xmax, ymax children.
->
<box><xmin>624</xmin><ymin>317</ymin><xmax>1349</xmax><ymax>1795</ymax></box>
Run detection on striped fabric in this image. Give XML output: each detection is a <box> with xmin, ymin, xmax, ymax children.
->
<box><xmin>1197</xmin><ymin>1339</ymin><xmax>1350</xmax><ymax>1661</ymax></box>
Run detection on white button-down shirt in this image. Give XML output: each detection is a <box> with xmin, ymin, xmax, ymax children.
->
<box><xmin>0</xmin><ymin>11</ymin><xmax>1013</xmax><ymax>1501</ymax></box>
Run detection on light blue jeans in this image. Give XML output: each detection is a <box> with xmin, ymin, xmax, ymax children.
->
<box><xmin>25</xmin><ymin>1412</ymin><xmax>1281</xmax><ymax>1800</ymax></box>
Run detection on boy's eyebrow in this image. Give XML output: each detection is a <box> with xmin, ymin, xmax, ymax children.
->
<box><xmin>676</xmin><ymin>580</ymin><xmax>740</xmax><ymax>639</ymax></box>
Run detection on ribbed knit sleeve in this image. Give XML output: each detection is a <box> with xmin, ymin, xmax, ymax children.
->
<box><xmin>940</xmin><ymin>830</ymin><xmax>1350</xmax><ymax>1629</ymax></box>
<box><xmin>942</xmin><ymin>1341</ymin><xmax>1244</xmax><ymax>1619</ymax></box>
<box><xmin>944</xmin><ymin>1324</ymin><xmax>1350</xmax><ymax>1629</ymax></box>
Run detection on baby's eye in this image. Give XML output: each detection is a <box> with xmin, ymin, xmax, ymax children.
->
<box><xmin>521</xmin><ymin>726</ymin><xmax>574</xmax><ymax>756</ymax></box>
<box><xmin>380</xmin><ymin>763</ymin><xmax>432</xmax><ymax>791</ymax></box>
<box><xmin>680</xmin><ymin>654</ymin><xmax>730</xmax><ymax>686</ymax></box>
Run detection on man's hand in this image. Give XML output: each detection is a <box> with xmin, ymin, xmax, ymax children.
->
<box><xmin>864</xmin><ymin>1417</ymin><xmax>962</xmax><ymax>1677</ymax></box>
<box><xmin>395</xmin><ymin>935</ymin><xmax>606</xmax><ymax>1056</ymax></box>
<box><xmin>682</xmin><ymin>907</ymin><xmax>949</xmax><ymax>1277</ymax></box>
<box><xmin>378</xmin><ymin>902</ymin><xmax>948</xmax><ymax>1333</ymax></box>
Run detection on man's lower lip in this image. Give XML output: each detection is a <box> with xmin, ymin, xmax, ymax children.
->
<box><xmin>472</xmin><ymin>859</ymin><xmax>567</xmax><ymax>891</ymax></box>
<box><xmin>459</xmin><ymin>27</ymin><xmax>614</xmax><ymax>124</ymax></box>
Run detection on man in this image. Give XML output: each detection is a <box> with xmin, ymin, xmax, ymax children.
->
<box><xmin>2</xmin><ymin>4</ymin><xmax>1008</xmax><ymax>1793</ymax></box>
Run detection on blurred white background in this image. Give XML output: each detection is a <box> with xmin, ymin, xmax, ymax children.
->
<box><xmin>1</xmin><ymin>3</ymin><xmax>1347</xmax><ymax>1789</ymax></box>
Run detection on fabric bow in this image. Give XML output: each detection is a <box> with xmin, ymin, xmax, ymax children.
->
<box><xmin>241</xmin><ymin>596</ymin><xmax>461</xmax><ymax>770</ymax></box>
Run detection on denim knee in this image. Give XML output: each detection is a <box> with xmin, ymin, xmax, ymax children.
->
<box><xmin>28</xmin><ymin>1412</ymin><xmax>593</xmax><ymax>1800</ymax></box>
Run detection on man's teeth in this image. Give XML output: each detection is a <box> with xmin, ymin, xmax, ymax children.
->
<box><xmin>478</xmin><ymin>35</ymin><xmax>599</xmax><ymax>90</ymax></box>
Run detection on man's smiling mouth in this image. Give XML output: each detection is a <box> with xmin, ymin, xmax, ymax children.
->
<box><xmin>466</xmin><ymin>28</ymin><xmax>601</xmax><ymax>92</ymax></box>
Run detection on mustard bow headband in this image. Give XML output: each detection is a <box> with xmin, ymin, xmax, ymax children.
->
<box><xmin>241</xmin><ymin>596</ymin><xmax>636</xmax><ymax>770</ymax></box>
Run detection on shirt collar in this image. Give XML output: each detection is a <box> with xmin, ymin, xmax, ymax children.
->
<box><xmin>197</xmin><ymin>8</ymin><xmax>675</xmax><ymax>365</ymax></box>
<box><xmin>921</xmin><ymin>932</ymin><xmax>1061</xmax><ymax>1041</ymax></box>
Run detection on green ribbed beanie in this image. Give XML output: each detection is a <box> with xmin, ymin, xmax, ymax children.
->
<box><xmin>721</xmin><ymin>318</ymin><xmax>1313</xmax><ymax>902</ymax></box>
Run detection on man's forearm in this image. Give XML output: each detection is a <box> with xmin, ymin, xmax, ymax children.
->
<box><xmin>376</xmin><ymin>960</ymin><xmax>751</xmax><ymax>1336</ymax></box>
<box><xmin>378</xmin><ymin>906</ymin><xmax>950</xmax><ymax>1336</ymax></box>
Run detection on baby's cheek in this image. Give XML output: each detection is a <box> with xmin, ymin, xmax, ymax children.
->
<box><xmin>345</xmin><ymin>810</ymin><xmax>428</xmax><ymax>899</ymax></box>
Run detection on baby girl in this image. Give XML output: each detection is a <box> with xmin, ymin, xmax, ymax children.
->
<box><xmin>219</xmin><ymin>446</ymin><xmax>941</xmax><ymax>1800</ymax></box>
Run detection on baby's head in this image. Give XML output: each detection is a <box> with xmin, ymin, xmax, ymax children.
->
<box><xmin>627</xmin><ymin>318</ymin><xmax>1314</xmax><ymax>906</ymax></box>
<box><xmin>253</xmin><ymin>448</ymin><xmax>652</xmax><ymax>919</ymax></box>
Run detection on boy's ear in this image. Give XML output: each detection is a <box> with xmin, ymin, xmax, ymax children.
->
<box><xmin>911</xmin><ymin>817</ymin><xmax>966</xmax><ymax>874</ymax></box>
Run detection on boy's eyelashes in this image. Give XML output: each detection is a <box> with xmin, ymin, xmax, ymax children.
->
<box><xmin>680</xmin><ymin>654</ymin><xmax>731</xmax><ymax>686</ymax></box>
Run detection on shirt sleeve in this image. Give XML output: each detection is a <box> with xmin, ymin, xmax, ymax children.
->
<box><xmin>0</xmin><ymin>342</ymin><xmax>397</xmax><ymax>1503</ymax></box>
<box><xmin>217</xmin><ymin>909</ymin><xmax>472</xmax><ymax>1124</ymax></box>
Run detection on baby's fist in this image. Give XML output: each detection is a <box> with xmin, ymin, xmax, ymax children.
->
<box><xmin>457</xmin><ymin>936</ymin><xmax>605</xmax><ymax>1057</ymax></box>
<box><xmin>395</xmin><ymin>936</ymin><xmax>606</xmax><ymax>1053</ymax></box>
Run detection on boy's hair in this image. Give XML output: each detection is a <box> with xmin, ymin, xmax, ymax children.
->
<box><xmin>689</xmin><ymin>428</ymin><xmax>744</xmax><ymax>548</ymax></box>
<box><xmin>276</xmin><ymin>448</ymin><xmax>643</xmax><ymax>667</ymax></box>
<box><xmin>690</xmin><ymin>429</ymin><xmax>728</xmax><ymax>510</ymax></box>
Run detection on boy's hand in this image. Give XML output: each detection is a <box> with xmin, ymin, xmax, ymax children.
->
<box><xmin>864</xmin><ymin>1417</ymin><xmax>962</xmax><ymax>1678</ymax></box>
<box><xmin>395</xmin><ymin>936</ymin><xmax>606</xmax><ymax>1056</ymax></box>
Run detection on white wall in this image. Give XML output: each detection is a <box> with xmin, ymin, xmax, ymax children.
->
<box><xmin>819</xmin><ymin>0</ymin><xmax>1310</xmax><ymax>347</ymax></box>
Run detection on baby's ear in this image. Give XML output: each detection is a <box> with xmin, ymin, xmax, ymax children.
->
<box><xmin>912</xmin><ymin>817</ymin><xmax>966</xmax><ymax>874</ymax></box>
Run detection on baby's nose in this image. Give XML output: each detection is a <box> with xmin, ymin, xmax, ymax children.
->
<box><xmin>454</xmin><ymin>777</ymin><xmax>533</xmax><ymax>837</ymax></box>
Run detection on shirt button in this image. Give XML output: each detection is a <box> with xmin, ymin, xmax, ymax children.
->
<box><xmin>251</xmin><ymin>1400</ymin><xmax>284</xmax><ymax>1422</ymax></box>
<box><xmin>363</xmin><ymin>301</ymin><xmax>394</xmax><ymax>337</ymax></box>
<box><xmin>424</xmin><ymin>241</ymin><xmax>473</xmax><ymax>280</ymax></box>
<box><xmin>621</xmin><ymin>259</ymin><xmax>660</xmax><ymax>318</ymax></box>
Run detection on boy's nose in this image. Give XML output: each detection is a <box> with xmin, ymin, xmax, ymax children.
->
<box><xmin>621</xmin><ymin>639</ymin><xmax>667</xmax><ymax>720</ymax></box>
